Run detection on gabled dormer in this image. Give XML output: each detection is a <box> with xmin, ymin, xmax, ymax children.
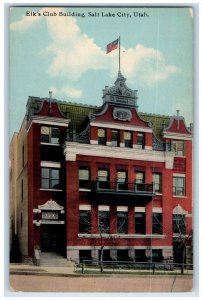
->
<box><xmin>163</xmin><ymin>111</ymin><xmax>192</xmax><ymax>156</ymax></box>
<box><xmin>89</xmin><ymin>72</ymin><xmax>153</xmax><ymax>150</ymax></box>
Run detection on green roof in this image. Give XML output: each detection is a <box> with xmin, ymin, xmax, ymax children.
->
<box><xmin>27</xmin><ymin>96</ymin><xmax>170</xmax><ymax>140</ymax></box>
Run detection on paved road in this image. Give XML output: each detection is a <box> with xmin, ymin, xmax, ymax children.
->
<box><xmin>10</xmin><ymin>275</ymin><xmax>193</xmax><ymax>293</ymax></box>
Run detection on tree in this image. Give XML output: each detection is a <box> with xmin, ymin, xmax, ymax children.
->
<box><xmin>152</xmin><ymin>207</ymin><xmax>193</xmax><ymax>272</ymax></box>
<box><xmin>79</xmin><ymin>208</ymin><xmax>128</xmax><ymax>272</ymax></box>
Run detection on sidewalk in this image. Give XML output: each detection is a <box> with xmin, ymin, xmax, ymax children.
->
<box><xmin>10</xmin><ymin>263</ymin><xmax>80</xmax><ymax>277</ymax></box>
<box><xmin>10</xmin><ymin>263</ymin><xmax>193</xmax><ymax>278</ymax></box>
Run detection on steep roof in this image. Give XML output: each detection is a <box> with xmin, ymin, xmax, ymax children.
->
<box><xmin>27</xmin><ymin>96</ymin><xmax>171</xmax><ymax>141</ymax></box>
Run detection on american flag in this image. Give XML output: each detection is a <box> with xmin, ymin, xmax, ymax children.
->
<box><xmin>106</xmin><ymin>39</ymin><xmax>119</xmax><ymax>54</ymax></box>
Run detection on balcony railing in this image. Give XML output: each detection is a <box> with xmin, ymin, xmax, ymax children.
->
<box><xmin>91</xmin><ymin>181</ymin><xmax>155</xmax><ymax>197</ymax></box>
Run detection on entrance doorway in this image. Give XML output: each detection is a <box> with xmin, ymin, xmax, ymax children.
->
<box><xmin>41</xmin><ymin>224</ymin><xmax>65</xmax><ymax>255</ymax></box>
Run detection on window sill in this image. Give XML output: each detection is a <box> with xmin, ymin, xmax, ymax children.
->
<box><xmin>41</xmin><ymin>142</ymin><xmax>60</xmax><ymax>146</ymax></box>
<box><xmin>40</xmin><ymin>188</ymin><xmax>63</xmax><ymax>192</ymax></box>
<box><xmin>79</xmin><ymin>188</ymin><xmax>91</xmax><ymax>192</ymax></box>
<box><xmin>173</xmin><ymin>195</ymin><xmax>187</xmax><ymax>198</ymax></box>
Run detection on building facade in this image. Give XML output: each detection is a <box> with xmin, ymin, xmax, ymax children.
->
<box><xmin>10</xmin><ymin>72</ymin><xmax>193</xmax><ymax>264</ymax></box>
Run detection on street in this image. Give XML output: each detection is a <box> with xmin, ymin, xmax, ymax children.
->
<box><xmin>10</xmin><ymin>274</ymin><xmax>193</xmax><ymax>293</ymax></box>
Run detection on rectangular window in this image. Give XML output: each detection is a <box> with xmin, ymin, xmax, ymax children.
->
<box><xmin>41</xmin><ymin>126</ymin><xmax>60</xmax><ymax>144</ymax></box>
<box><xmin>152</xmin><ymin>249</ymin><xmax>162</xmax><ymax>262</ymax></box>
<box><xmin>97</xmin><ymin>169</ymin><xmax>109</xmax><ymax>189</ymax></box>
<box><xmin>21</xmin><ymin>179</ymin><xmax>23</xmax><ymax>202</ymax></box>
<box><xmin>98</xmin><ymin>128</ymin><xmax>106</xmax><ymax>145</ymax></box>
<box><xmin>117</xmin><ymin>170</ymin><xmax>128</xmax><ymax>190</ymax></box>
<box><xmin>153</xmin><ymin>173</ymin><xmax>162</xmax><ymax>193</ymax></box>
<box><xmin>124</xmin><ymin>131</ymin><xmax>132</xmax><ymax>148</ymax></box>
<box><xmin>135</xmin><ymin>172</ymin><xmax>145</xmax><ymax>191</ymax></box>
<box><xmin>173</xmin><ymin>214</ymin><xmax>186</xmax><ymax>234</ymax></box>
<box><xmin>173</xmin><ymin>177</ymin><xmax>185</xmax><ymax>196</ymax></box>
<box><xmin>135</xmin><ymin>212</ymin><xmax>146</xmax><ymax>234</ymax></box>
<box><xmin>171</xmin><ymin>140</ymin><xmax>185</xmax><ymax>156</ymax></box>
<box><xmin>137</xmin><ymin>133</ymin><xmax>145</xmax><ymax>149</ymax></box>
<box><xmin>117</xmin><ymin>211</ymin><xmax>128</xmax><ymax>234</ymax></box>
<box><xmin>79</xmin><ymin>210</ymin><xmax>91</xmax><ymax>233</ymax></box>
<box><xmin>112</xmin><ymin>130</ymin><xmax>119</xmax><ymax>147</ymax></box>
<box><xmin>79</xmin><ymin>167</ymin><xmax>90</xmax><ymax>189</ymax></box>
<box><xmin>41</xmin><ymin>167</ymin><xmax>60</xmax><ymax>189</ymax></box>
<box><xmin>135</xmin><ymin>250</ymin><xmax>146</xmax><ymax>262</ymax></box>
<box><xmin>152</xmin><ymin>213</ymin><xmax>163</xmax><ymax>234</ymax></box>
<box><xmin>22</xmin><ymin>145</ymin><xmax>24</xmax><ymax>167</ymax></box>
<box><xmin>98</xmin><ymin>211</ymin><xmax>110</xmax><ymax>233</ymax></box>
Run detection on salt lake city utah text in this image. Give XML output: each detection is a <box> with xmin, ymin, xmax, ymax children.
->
<box><xmin>25</xmin><ymin>10</ymin><xmax>149</xmax><ymax>18</ymax></box>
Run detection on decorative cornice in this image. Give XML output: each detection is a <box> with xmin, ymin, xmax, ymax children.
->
<box><xmin>38</xmin><ymin>199</ymin><xmax>64</xmax><ymax>211</ymax></box>
<box><xmin>90</xmin><ymin>121</ymin><xmax>153</xmax><ymax>133</ymax></box>
<box><xmin>163</xmin><ymin>132</ymin><xmax>192</xmax><ymax>140</ymax></box>
<box><xmin>64</xmin><ymin>142</ymin><xmax>175</xmax><ymax>169</ymax></box>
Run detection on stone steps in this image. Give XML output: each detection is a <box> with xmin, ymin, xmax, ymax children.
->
<box><xmin>40</xmin><ymin>252</ymin><xmax>73</xmax><ymax>267</ymax></box>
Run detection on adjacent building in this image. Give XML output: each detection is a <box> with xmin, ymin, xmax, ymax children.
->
<box><xmin>10</xmin><ymin>72</ymin><xmax>193</xmax><ymax>264</ymax></box>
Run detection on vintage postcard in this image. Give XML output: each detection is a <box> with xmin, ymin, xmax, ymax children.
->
<box><xmin>9</xmin><ymin>5</ymin><xmax>193</xmax><ymax>293</ymax></box>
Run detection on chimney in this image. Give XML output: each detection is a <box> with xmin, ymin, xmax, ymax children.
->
<box><xmin>176</xmin><ymin>110</ymin><xmax>180</xmax><ymax>130</ymax></box>
<box><xmin>49</xmin><ymin>91</ymin><xmax>52</xmax><ymax>115</ymax></box>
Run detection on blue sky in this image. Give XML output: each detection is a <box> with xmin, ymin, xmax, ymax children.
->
<box><xmin>9</xmin><ymin>6</ymin><xmax>193</xmax><ymax>136</ymax></box>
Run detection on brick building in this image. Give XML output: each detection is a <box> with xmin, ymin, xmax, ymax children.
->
<box><xmin>10</xmin><ymin>72</ymin><xmax>193</xmax><ymax>264</ymax></box>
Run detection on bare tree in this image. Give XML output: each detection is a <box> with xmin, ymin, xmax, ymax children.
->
<box><xmin>79</xmin><ymin>208</ymin><xmax>128</xmax><ymax>272</ymax></box>
<box><xmin>152</xmin><ymin>211</ymin><xmax>192</xmax><ymax>271</ymax></box>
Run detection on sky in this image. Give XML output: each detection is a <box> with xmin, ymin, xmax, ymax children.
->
<box><xmin>9</xmin><ymin>6</ymin><xmax>193</xmax><ymax>136</ymax></box>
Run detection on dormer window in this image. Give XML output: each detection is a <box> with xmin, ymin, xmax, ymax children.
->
<box><xmin>124</xmin><ymin>131</ymin><xmax>132</xmax><ymax>148</ymax></box>
<box><xmin>98</xmin><ymin>128</ymin><xmax>106</xmax><ymax>145</ymax></box>
<box><xmin>171</xmin><ymin>140</ymin><xmax>185</xmax><ymax>156</ymax></box>
<box><xmin>41</xmin><ymin>126</ymin><xmax>60</xmax><ymax>144</ymax></box>
<box><xmin>137</xmin><ymin>133</ymin><xmax>145</xmax><ymax>149</ymax></box>
<box><xmin>112</xmin><ymin>130</ymin><xmax>119</xmax><ymax>147</ymax></box>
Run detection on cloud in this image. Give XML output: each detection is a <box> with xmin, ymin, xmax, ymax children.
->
<box><xmin>49</xmin><ymin>86</ymin><xmax>83</xmax><ymax>99</ymax></box>
<box><xmin>117</xmin><ymin>44</ymin><xmax>180</xmax><ymax>87</ymax></box>
<box><xmin>10</xmin><ymin>9</ymin><xmax>42</xmax><ymax>31</ymax></box>
<box><xmin>61</xmin><ymin>86</ymin><xmax>82</xmax><ymax>98</ymax></box>
<box><xmin>10</xmin><ymin>7</ymin><xmax>180</xmax><ymax>88</ymax></box>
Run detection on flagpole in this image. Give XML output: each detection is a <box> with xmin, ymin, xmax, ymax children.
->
<box><xmin>119</xmin><ymin>36</ymin><xmax>121</xmax><ymax>73</ymax></box>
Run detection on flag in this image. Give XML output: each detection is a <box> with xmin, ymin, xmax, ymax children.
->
<box><xmin>106</xmin><ymin>39</ymin><xmax>119</xmax><ymax>54</ymax></box>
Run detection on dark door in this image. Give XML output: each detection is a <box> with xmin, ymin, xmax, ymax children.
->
<box><xmin>41</xmin><ymin>224</ymin><xmax>65</xmax><ymax>254</ymax></box>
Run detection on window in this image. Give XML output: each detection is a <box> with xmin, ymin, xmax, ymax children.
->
<box><xmin>98</xmin><ymin>211</ymin><xmax>110</xmax><ymax>233</ymax></box>
<box><xmin>135</xmin><ymin>250</ymin><xmax>146</xmax><ymax>262</ymax></box>
<box><xmin>135</xmin><ymin>172</ymin><xmax>145</xmax><ymax>191</ymax></box>
<box><xmin>117</xmin><ymin>211</ymin><xmax>128</xmax><ymax>234</ymax></box>
<box><xmin>173</xmin><ymin>214</ymin><xmax>186</xmax><ymax>234</ymax></box>
<box><xmin>137</xmin><ymin>133</ymin><xmax>145</xmax><ymax>149</ymax></box>
<box><xmin>117</xmin><ymin>170</ymin><xmax>128</xmax><ymax>190</ymax></box>
<box><xmin>117</xmin><ymin>250</ymin><xmax>129</xmax><ymax>261</ymax></box>
<box><xmin>173</xmin><ymin>177</ymin><xmax>185</xmax><ymax>196</ymax></box>
<box><xmin>79</xmin><ymin>167</ymin><xmax>90</xmax><ymax>189</ymax></box>
<box><xmin>22</xmin><ymin>145</ymin><xmax>24</xmax><ymax>167</ymax></box>
<box><xmin>41</xmin><ymin>167</ymin><xmax>60</xmax><ymax>189</ymax></box>
<box><xmin>153</xmin><ymin>173</ymin><xmax>162</xmax><ymax>193</ymax></box>
<box><xmin>124</xmin><ymin>131</ymin><xmax>132</xmax><ymax>148</ymax></box>
<box><xmin>112</xmin><ymin>130</ymin><xmax>119</xmax><ymax>147</ymax></box>
<box><xmin>171</xmin><ymin>140</ymin><xmax>185</xmax><ymax>156</ymax></box>
<box><xmin>98</xmin><ymin>128</ymin><xmax>106</xmax><ymax>145</ymax></box>
<box><xmin>152</xmin><ymin>249</ymin><xmax>163</xmax><ymax>262</ymax></box>
<box><xmin>97</xmin><ymin>169</ymin><xmax>109</xmax><ymax>189</ymax></box>
<box><xmin>21</xmin><ymin>179</ymin><xmax>23</xmax><ymax>202</ymax></box>
<box><xmin>41</xmin><ymin>126</ymin><xmax>60</xmax><ymax>144</ymax></box>
<box><xmin>79</xmin><ymin>250</ymin><xmax>92</xmax><ymax>263</ymax></box>
<box><xmin>152</xmin><ymin>213</ymin><xmax>163</xmax><ymax>234</ymax></box>
<box><xmin>79</xmin><ymin>210</ymin><xmax>91</xmax><ymax>233</ymax></box>
<box><xmin>135</xmin><ymin>212</ymin><xmax>146</xmax><ymax>234</ymax></box>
